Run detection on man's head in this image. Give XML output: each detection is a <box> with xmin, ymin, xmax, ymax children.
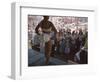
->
<box><xmin>43</xmin><ymin>16</ymin><xmax>49</xmax><ymax>21</ymax></box>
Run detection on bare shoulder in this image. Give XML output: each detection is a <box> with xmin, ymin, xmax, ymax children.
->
<box><xmin>48</xmin><ymin>21</ymin><xmax>53</xmax><ymax>25</ymax></box>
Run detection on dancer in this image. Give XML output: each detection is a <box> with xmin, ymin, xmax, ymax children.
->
<box><xmin>35</xmin><ymin>16</ymin><xmax>57</xmax><ymax>64</ymax></box>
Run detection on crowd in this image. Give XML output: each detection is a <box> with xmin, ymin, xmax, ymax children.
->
<box><xmin>51</xmin><ymin>28</ymin><xmax>88</xmax><ymax>63</ymax></box>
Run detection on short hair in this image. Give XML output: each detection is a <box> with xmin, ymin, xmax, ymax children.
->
<box><xmin>43</xmin><ymin>16</ymin><xmax>49</xmax><ymax>18</ymax></box>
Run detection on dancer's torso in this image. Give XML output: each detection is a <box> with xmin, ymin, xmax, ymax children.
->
<box><xmin>40</xmin><ymin>20</ymin><xmax>52</xmax><ymax>33</ymax></box>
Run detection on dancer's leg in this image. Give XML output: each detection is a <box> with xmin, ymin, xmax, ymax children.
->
<box><xmin>45</xmin><ymin>40</ymin><xmax>52</xmax><ymax>65</ymax></box>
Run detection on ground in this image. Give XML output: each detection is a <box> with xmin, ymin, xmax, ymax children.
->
<box><xmin>28</xmin><ymin>48</ymin><xmax>77</xmax><ymax>66</ymax></box>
